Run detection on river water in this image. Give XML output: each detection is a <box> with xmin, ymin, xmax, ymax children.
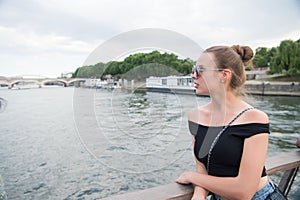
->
<box><xmin>0</xmin><ymin>87</ymin><xmax>299</xmax><ymax>199</ymax></box>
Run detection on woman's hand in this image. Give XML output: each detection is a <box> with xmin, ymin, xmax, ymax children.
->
<box><xmin>176</xmin><ymin>171</ymin><xmax>195</xmax><ymax>184</ymax></box>
<box><xmin>177</xmin><ymin>171</ymin><xmax>207</xmax><ymax>199</ymax></box>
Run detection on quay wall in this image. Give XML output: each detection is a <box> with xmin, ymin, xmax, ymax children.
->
<box><xmin>124</xmin><ymin>80</ymin><xmax>300</xmax><ymax>97</ymax></box>
<box><xmin>245</xmin><ymin>81</ymin><xmax>300</xmax><ymax>96</ymax></box>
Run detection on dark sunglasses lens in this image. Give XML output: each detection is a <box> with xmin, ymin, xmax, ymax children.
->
<box><xmin>192</xmin><ymin>66</ymin><xmax>199</xmax><ymax>76</ymax></box>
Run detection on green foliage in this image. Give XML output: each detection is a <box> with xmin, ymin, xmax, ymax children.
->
<box><xmin>253</xmin><ymin>54</ymin><xmax>268</xmax><ymax>67</ymax></box>
<box><xmin>74</xmin><ymin>39</ymin><xmax>300</xmax><ymax>79</ymax></box>
<box><xmin>253</xmin><ymin>47</ymin><xmax>273</xmax><ymax>67</ymax></box>
<box><xmin>273</xmin><ymin>40</ymin><xmax>300</xmax><ymax>74</ymax></box>
<box><xmin>245</xmin><ymin>66</ymin><xmax>252</xmax><ymax>71</ymax></box>
<box><xmin>122</xmin><ymin>63</ymin><xmax>181</xmax><ymax>82</ymax></box>
<box><xmin>254</xmin><ymin>39</ymin><xmax>300</xmax><ymax>75</ymax></box>
<box><xmin>76</xmin><ymin>63</ymin><xmax>106</xmax><ymax>78</ymax></box>
<box><xmin>72</xmin><ymin>68</ymin><xmax>79</xmax><ymax>78</ymax></box>
<box><xmin>73</xmin><ymin>51</ymin><xmax>194</xmax><ymax>80</ymax></box>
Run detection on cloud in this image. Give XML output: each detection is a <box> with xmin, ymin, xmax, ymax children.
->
<box><xmin>0</xmin><ymin>26</ymin><xmax>99</xmax><ymax>55</ymax></box>
<box><xmin>0</xmin><ymin>0</ymin><xmax>299</xmax><ymax>77</ymax></box>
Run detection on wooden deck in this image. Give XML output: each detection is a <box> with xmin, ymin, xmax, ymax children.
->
<box><xmin>102</xmin><ymin>150</ymin><xmax>300</xmax><ymax>200</ymax></box>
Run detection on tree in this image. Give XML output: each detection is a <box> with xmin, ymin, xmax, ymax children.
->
<box><xmin>271</xmin><ymin>40</ymin><xmax>300</xmax><ymax>74</ymax></box>
<box><xmin>72</xmin><ymin>51</ymin><xmax>194</xmax><ymax>80</ymax></box>
<box><xmin>253</xmin><ymin>47</ymin><xmax>270</xmax><ymax>67</ymax></box>
<box><xmin>278</xmin><ymin>40</ymin><xmax>293</xmax><ymax>71</ymax></box>
<box><xmin>72</xmin><ymin>68</ymin><xmax>80</xmax><ymax>78</ymax></box>
<box><xmin>254</xmin><ymin>39</ymin><xmax>300</xmax><ymax>75</ymax></box>
<box><xmin>75</xmin><ymin>63</ymin><xmax>106</xmax><ymax>78</ymax></box>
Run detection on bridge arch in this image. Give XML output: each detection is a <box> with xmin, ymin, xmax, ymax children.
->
<box><xmin>2</xmin><ymin>78</ymin><xmax>88</xmax><ymax>89</ymax></box>
<box><xmin>68</xmin><ymin>79</ymin><xmax>86</xmax><ymax>87</ymax></box>
<box><xmin>10</xmin><ymin>80</ymin><xmax>41</xmax><ymax>88</ymax></box>
<box><xmin>0</xmin><ymin>80</ymin><xmax>9</xmax><ymax>87</ymax></box>
<box><xmin>42</xmin><ymin>79</ymin><xmax>68</xmax><ymax>87</ymax></box>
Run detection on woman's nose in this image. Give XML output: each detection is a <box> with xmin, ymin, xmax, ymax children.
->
<box><xmin>191</xmin><ymin>72</ymin><xmax>198</xmax><ymax>80</ymax></box>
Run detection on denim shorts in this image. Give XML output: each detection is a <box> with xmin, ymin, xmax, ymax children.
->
<box><xmin>211</xmin><ymin>180</ymin><xmax>275</xmax><ymax>200</ymax></box>
<box><xmin>251</xmin><ymin>181</ymin><xmax>275</xmax><ymax>200</ymax></box>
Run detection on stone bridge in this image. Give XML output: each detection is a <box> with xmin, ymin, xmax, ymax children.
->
<box><xmin>0</xmin><ymin>77</ymin><xmax>87</xmax><ymax>89</ymax></box>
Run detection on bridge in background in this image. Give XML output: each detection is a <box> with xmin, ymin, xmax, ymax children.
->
<box><xmin>0</xmin><ymin>77</ymin><xmax>87</xmax><ymax>89</ymax></box>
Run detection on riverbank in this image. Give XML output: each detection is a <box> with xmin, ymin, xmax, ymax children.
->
<box><xmin>130</xmin><ymin>80</ymin><xmax>300</xmax><ymax>97</ymax></box>
<box><xmin>245</xmin><ymin>80</ymin><xmax>300</xmax><ymax>96</ymax></box>
<box><xmin>1</xmin><ymin>78</ymin><xmax>299</xmax><ymax>97</ymax></box>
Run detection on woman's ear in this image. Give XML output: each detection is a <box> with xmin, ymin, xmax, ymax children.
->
<box><xmin>219</xmin><ymin>69</ymin><xmax>231</xmax><ymax>84</ymax></box>
<box><xmin>222</xmin><ymin>69</ymin><xmax>232</xmax><ymax>81</ymax></box>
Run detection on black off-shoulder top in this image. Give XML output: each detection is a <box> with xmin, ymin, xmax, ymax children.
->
<box><xmin>189</xmin><ymin>121</ymin><xmax>270</xmax><ymax>177</ymax></box>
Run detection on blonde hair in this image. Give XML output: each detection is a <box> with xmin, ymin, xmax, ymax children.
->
<box><xmin>204</xmin><ymin>45</ymin><xmax>254</xmax><ymax>96</ymax></box>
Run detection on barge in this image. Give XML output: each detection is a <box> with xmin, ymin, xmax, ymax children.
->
<box><xmin>146</xmin><ymin>76</ymin><xmax>195</xmax><ymax>95</ymax></box>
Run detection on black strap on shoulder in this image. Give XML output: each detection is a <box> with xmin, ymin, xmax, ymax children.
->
<box><xmin>206</xmin><ymin>107</ymin><xmax>254</xmax><ymax>173</ymax></box>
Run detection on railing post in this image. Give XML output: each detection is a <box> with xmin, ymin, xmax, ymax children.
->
<box><xmin>278</xmin><ymin>167</ymin><xmax>299</xmax><ymax>196</ymax></box>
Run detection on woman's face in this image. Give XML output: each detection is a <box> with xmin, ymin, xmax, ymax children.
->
<box><xmin>192</xmin><ymin>52</ymin><xmax>223</xmax><ymax>96</ymax></box>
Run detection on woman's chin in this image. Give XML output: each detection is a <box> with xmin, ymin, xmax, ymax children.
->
<box><xmin>195</xmin><ymin>89</ymin><xmax>209</xmax><ymax>96</ymax></box>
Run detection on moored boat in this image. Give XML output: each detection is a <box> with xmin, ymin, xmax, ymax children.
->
<box><xmin>146</xmin><ymin>76</ymin><xmax>195</xmax><ymax>95</ymax></box>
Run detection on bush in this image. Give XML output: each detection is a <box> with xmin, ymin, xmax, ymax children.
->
<box><xmin>287</xmin><ymin>68</ymin><xmax>299</xmax><ymax>75</ymax></box>
<box><xmin>245</xmin><ymin>66</ymin><xmax>252</xmax><ymax>71</ymax></box>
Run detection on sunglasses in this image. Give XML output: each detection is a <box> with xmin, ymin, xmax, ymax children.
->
<box><xmin>192</xmin><ymin>65</ymin><xmax>223</xmax><ymax>77</ymax></box>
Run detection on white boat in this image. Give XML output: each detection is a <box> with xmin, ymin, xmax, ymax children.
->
<box><xmin>84</xmin><ymin>78</ymin><xmax>121</xmax><ymax>89</ymax></box>
<box><xmin>84</xmin><ymin>79</ymin><xmax>109</xmax><ymax>88</ymax></box>
<box><xmin>11</xmin><ymin>82</ymin><xmax>40</xmax><ymax>90</ymax></box>
<box><xmin>146</xmin><ymin>76</ymin><xmax>195</xmax><ymax>95</ymax></box>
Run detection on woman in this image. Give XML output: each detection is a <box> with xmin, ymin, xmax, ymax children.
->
<box><xmin>176</xmin><ymin>45</ymin><xmax>282</xmax><ymax>199</ymax></box>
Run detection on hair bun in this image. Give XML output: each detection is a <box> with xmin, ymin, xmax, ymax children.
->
<box><xmin>231</xmin><ymin>45</ymin><xmax>254</xmax><ymax>64</ymax></box>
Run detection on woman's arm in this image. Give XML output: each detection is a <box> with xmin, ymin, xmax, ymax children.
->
<box><xmin>177</xmin><ymin>133</ymin><xmax>269</xmax><ymax>200</ymax></box>
<box><xmin>191</xmin><ymin>138</ymin><xmax>209</xmax><ymax>200</ymax></box>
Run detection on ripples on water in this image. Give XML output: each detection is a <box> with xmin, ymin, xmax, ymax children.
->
<box><xmin>252</xmin><ymin>96</ymin><xmax>300</xmax><ymax>153</ymax></box>
<box><xmin>0</xmin><ymin>88</ymin><xmax>299</xmax><ymax>199</ymax></box>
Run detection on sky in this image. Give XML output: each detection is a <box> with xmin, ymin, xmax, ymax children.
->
<box><xmin>0</xmin><ymin>0</ymin><xmax>299</xmax><ymax>78</ymax></box>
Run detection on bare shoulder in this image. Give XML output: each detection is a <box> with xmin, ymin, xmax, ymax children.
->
<box><xmin>188</xmin><ymin>108</ymin><xmax>202</xmax><ymax>122</ymax></box>
<box><xmin>244</xmin><ymin>108</ymin><xmax>269</xmax><ymax>124</ymax></box>
<box><xmin>188</xmin><ymin>104</ymin><xmax>210</xmax><ymax>123</ymax></box>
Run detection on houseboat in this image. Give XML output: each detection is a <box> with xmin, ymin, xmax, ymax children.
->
<box><xmin>146</xmin><ymin>76</ymin><xmax>195</xmax><ymax>95</ymax></box>
<box><xmin>84</xmin><ymin>78</ymin><xmax>120</xmax><ymax>89</ymax></box>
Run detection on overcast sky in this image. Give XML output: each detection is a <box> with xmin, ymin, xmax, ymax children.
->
<box><xmin>0</xmin><ymin>0</ymin><xmax>299</xmax><ymax>78</ymax></box>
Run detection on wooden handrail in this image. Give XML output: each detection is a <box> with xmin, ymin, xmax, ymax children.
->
<box><xmin>101</xmin><ymin>183</ymin><xmax>194</xmax><ymax>200</ymax></box>
<box><xmin>101</xmin><ymin>150</ymin><xmax>300</xmax><ymax>200</ymax></box>
<box><xmin>265</xmin><ymin>150</ymin><xmax>300</xmax><ymax>175</ymax></box>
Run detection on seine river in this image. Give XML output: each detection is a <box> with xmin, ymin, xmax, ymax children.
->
<box><xmin>0</xmin><ymin>87</ymin><xmax>299</xmax><ymax>199</ymax></box>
